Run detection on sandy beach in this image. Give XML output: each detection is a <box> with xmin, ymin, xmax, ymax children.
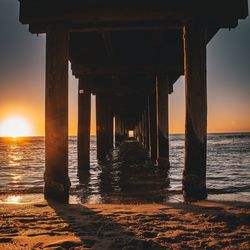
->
<box><xmin>0</xmin><ymin>198</ymin><xmax>249</xmax><ymax>250</ymax></box>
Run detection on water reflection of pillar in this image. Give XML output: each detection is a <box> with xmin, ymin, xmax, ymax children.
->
<box><xmin>77</xmin><ymin>169</ymin><xmax>91</xmax><ymax>201</ymax></box>
<box><xmin>99</xmin><ymin>161</ymin><xmax>116</xmax><ymax>202</ymax></box>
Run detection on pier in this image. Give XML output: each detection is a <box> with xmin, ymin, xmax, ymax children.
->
<box><xmin>17</xmin><ymin>0</ymin><xmax>248</xmax><ymax>202</ymax></box>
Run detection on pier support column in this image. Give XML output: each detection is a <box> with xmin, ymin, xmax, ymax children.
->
<box><xmin>138</xmin><ymin>121</ymin><xmax>142</xmax><ymax>143</ymax></box>
<box><xmin>149</xmin><ymin>81</ymin><xmax>158</xmax><ymax>164</ymax></box>
<box><xmin>96</xmin><ymin>95</ymin><xmax>113</xmax><ymax>159</ymax></box>
<box><xmin>144</xmin><ymin>109</ymin><xmax>149</xmax><ymax>150</ymax></box>
<box><xmin>44</xmin><ymin>23</ymin><xmax>70</xmax><ymax>202</ymax></box>
<box><xmin>96</xmin><ymin>94</ymin><xmax>107</xmax><ymax>159</ymax></box>
<box><xmin>183</xmin><ymin>22</ymin><xmax>207</xmax><ymax>200</ymax></box>
<box><xmin>119</xmin><ymin>119</ymin><xmax>124</xmax><ymax>139</ymax></box>
<box><xmin>115</xmin><ymin>116</ymin><xmax>122</xmax><ymax>144</ymax></box>
<box><xmin>107</xmin><ymin>109</ymin><xmax>114</xmax><ymax>150</ymax></box>
<box><xmin>141</xmin><ymin>114</ymin><xmax>145</xmax><ymax>146</ymax></box>
<box><xmin>157</xmin><ymin>76</ymin><xmax>170</xmax><ymax>168</ymax></box>
<box><xmin>77</xmin><ymin>79</ymin><xmax>91</xmax><ymax>170</ymax></box>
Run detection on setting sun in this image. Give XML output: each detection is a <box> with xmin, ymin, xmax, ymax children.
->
<box><xmin>0</xmin><ymin>117</ymin><xmax>32</xmax><ymax>138</ymax></box>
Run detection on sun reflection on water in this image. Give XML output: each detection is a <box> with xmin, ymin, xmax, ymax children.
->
<box><xmin>0</xmin><ymin>194</ymin><xmax>45</xmax><ymax>204</ymax></box>
<box><xmin>11</xmin><ymin>174</ymin><xmax>22</xmax><ymax>181</ymax></box>
<box><xmin>87</xmin><ymin>194</ymin><xmax>103</xmax><ymax>204</ymax></box>
<box><xmin>4</xmin><ymin>195</ymin><xmax>21</xmax><ymax>204</ymax></box>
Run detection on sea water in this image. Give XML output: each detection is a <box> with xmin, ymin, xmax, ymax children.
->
<box><xmin>0</xmin><ymin>133</ymin><xmax>249</xmax><ymax>203</ymax></box>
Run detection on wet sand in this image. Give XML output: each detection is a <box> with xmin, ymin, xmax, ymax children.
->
<box><xmin>0</xmin><ymin>199</ymin><xmax>249</xmax><ymax>249</ymax></box>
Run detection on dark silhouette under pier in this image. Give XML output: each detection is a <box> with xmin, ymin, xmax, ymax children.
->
<box><xmin>17</xmin><ymin>0</ymin><xmax>248</xmax><ymax>202</ymax></box>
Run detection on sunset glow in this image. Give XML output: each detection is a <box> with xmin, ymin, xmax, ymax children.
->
<box><xmin>0</xmin><ymin>117</ymin><xmax>32</xmax><ymax>138</ymax></box>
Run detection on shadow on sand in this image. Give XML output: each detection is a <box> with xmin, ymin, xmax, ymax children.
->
<box><xmin>43</xmin><ymin>199</ymin><xmax>250</xmax><ymax>249</ymax></box>
<box><xmin>47</xmin><ymin>201</ymin><xmax>165</xmax><ymax>250</ymax></box>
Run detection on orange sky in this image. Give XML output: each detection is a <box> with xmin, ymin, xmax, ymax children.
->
<box><xmin>169</xmin><ymin>77</ymin><xmax>250</xmax><ymax>134</ymax></box>
<box><xmin>0</xmin><ymin>74</ymin><xmax>249</xmax><ymax>136</ymax></box>
<box><xmin>0</xmin><ymin>61</ymin><xmax>249</xmax><ymax>136</ymax></box>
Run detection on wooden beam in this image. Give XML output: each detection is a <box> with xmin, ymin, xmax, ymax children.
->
<box><xmin>29</xmin><ymin>20</ymin><xmax>238</xmax><ymax>34</ymax></box>
<box><xmin>151</xmin><ymin>30</ymin><xmax>162</xmax><ymax>63</ymax></box>
<box><xmin>29</xmin><ymin>22</ymin><xmax>181</xmax><ymax>34</ymax></box>
<box><xmin>102</xmin><ymin>32</ymin><xmax>115</xmax><ymax>62</ymax></box>
<box><xmin>44</xmin><ymin>23</ymin><xmax>70</xmax><ymax>202</ymax></box>
<box><xmin>77</xmin><ymin>79</ymin><xmax>91</xmax><ymax>170</ymax></box>
<box><xmin>20</xmin><ymin>0</ymin><xmax>248</xmax><ymax>26</ymax></box>
<box><xmin>72</xmin><ymin>64</ymin><xmax>182</xmax><ymax>76</ymax></box>
<box><xmin>183</xmin><ymin>22</ymin><xmax>207</xmax><ymax>200</ymax></box>
<box><xmin>76</xmin><ymin>75</ymin><xmax>153</xmax><ymax>97</ymax></box>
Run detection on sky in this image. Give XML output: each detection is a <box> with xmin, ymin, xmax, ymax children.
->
<box><xmin>0</xmin><ymin>0</ymin><xmax>249</xmax><ymax>136</ymax></box>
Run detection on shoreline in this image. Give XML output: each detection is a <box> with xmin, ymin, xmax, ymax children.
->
<box><xmin>1</xmin><ymin>192</ymin><xmax>250</xmax><ymax>205</ymax></box>
<box><xmin>0</xmin><ymin>195</ymin><xmax>249</xmax><ymax>249</ymax></box>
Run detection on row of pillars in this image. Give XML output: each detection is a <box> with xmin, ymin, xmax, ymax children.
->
<box><xmin>44</xmin><ymin>21</ymin><xmax>207</xmax><ymax>202</ymax></box>
<box><xmin>78</xmin><ymin>88</ymin><xmax>119</xmax><ymax>164</ymax></box>
<box><xmin>134</xmin><ymin>76</ymin><xmax>170</xmax><ymax>169</ymax></box>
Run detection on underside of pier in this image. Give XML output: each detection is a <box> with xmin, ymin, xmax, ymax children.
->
<box><xmin>18</xmin><ymin>0</ymin><xmax>248</xmax><ymax>202</ymax></box>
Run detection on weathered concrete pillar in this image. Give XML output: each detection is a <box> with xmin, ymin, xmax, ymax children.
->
<box><xmin>107</xmin><ymin>109</ymin><xmax>114</xmax><ymax>150</ymax></box>
<box><xmin>115</xmin><ymin>116</ymin><xmax>119</xmax><ymax>142</ymax></box>
<box><xmin>144</xmin><ymin>109</ymin><xmax>149</xmax><ymax>150</ymax></box>
<box><xmin>44</xmin><ymin>23</ymin><xmax>70</xmax><ymax>202</ymax></box>
<box><xmin>77</xmin><ymin>79</ymin><xmax>91</xmax><ymax>170</ymax></box>
<box><xmin>147</xmin><ymin>97</ymin><xmax>151</xmax><ymax>156</ymax></box>
<box><xmin>149</xmin><ymin>81</ymin><xmax>158</xmax><ymax>164</ymax></box>
<box><xmin>183</xmin><ymin>22</ymin><xmax>207</xmax><ymax>200</ymax></box>
<box><xmin>141</xmin><ymin>116</ymin><xmax>145</xmax><ymax>145</ymax></box>
<box><xmin>96</xmin><ymin>94</ymin><xmax>107</xmax><ymax>159</ymax></box>
<box><xmin>141</xmin><ymin>114</ymin><xmax>145</xmax><ymax>146</ymax></box>
<box><xmin>134</xmin><ymin>126</ymin><xmax>137</xmax><ymax>140</ymax></box>
<box><xmin>115</xmin><ymin>115</ymin><xmax>122</xmax><ymax>144</ymax></box>
<box><xmin>124</xmin><ymin>124</ymin><xmax>128</xmax><ymax>138</ymax></box>
<box><xmin>96</xmin><ymin>95</ymin><xmax>113</xmax><ymax>159</ymax></box>
<box><xmin>138</xmin><ymin>121</ymin><xmax>142</xmax><ymax>143</ymax></box>
<box><xmin>157</xmin><ymin>76</ymin><xmax>170</xmax><ymax>168</ymax></box>
<box><xmin>121</xmin><ymin>120</ymin><xmax>125</xmax><ymax>138</ymax></box>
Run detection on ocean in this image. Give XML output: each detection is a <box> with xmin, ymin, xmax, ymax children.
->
<box><xmin>0</xmin><ymin>133</ymin><xmax>249</xmax><ymax>203</ymax></box>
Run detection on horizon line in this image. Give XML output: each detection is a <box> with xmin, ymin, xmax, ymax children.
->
<box><xmin>0</xmin><ymin>131</ymin><xmax>250</xmax><ymax>139</ymax></box>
